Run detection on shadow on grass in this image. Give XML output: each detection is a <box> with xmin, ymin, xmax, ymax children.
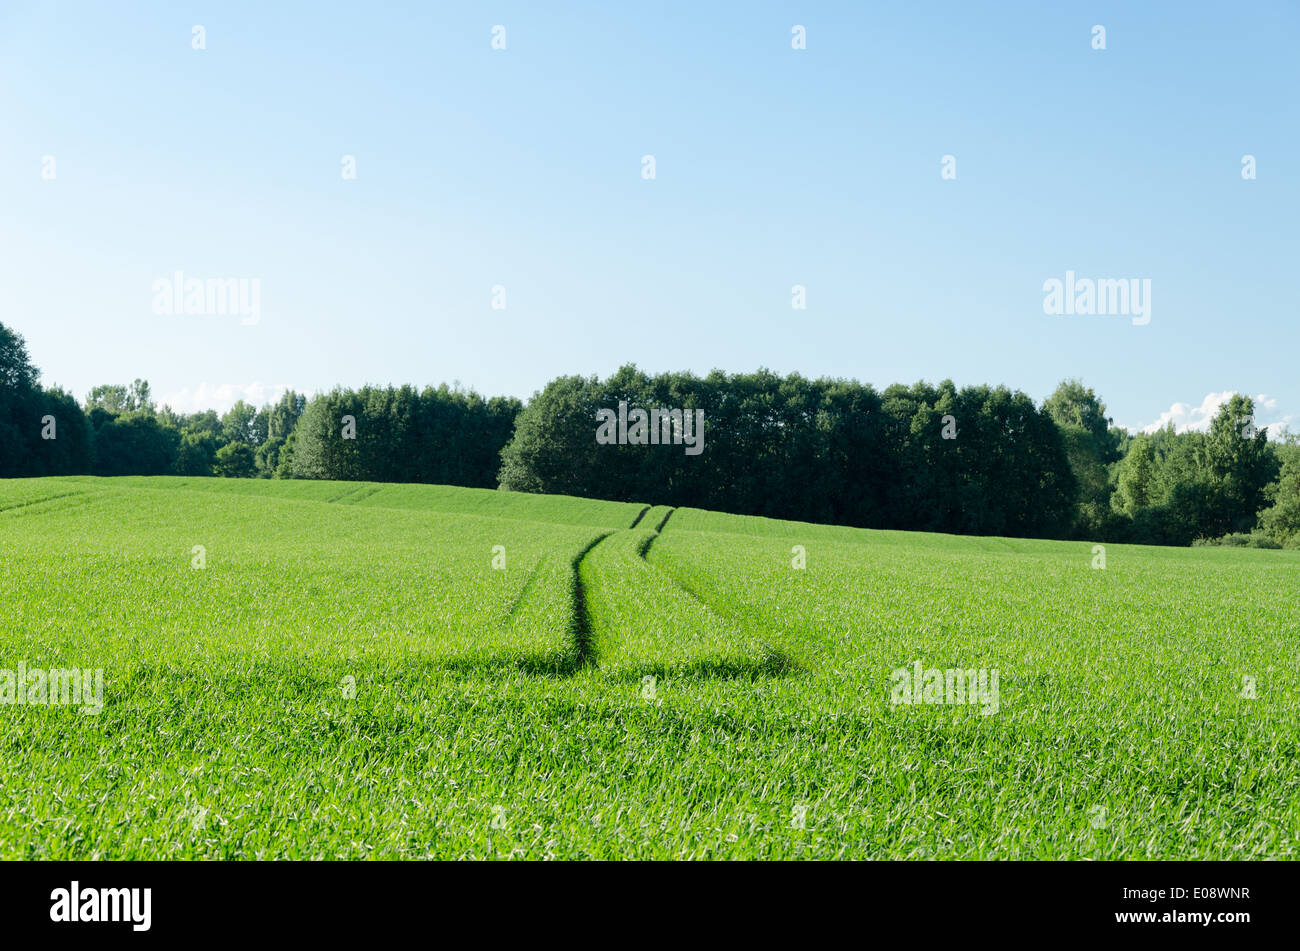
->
<box><xmin>431</xmin><ymin>650</ymin><xmax>585</xmax><ymax>679</ymax></box>
<box><xmin>606</xmin><ymin>646</ymin><xmax>802</xmax><ymax>683</ymax></box>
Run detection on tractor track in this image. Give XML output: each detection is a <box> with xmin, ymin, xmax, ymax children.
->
<box><xmin>571</xmin><ymin>507</ymin><xmax>678</xmax><ymax>667</ymax></box>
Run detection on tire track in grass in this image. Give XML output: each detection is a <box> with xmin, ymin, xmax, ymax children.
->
<box><xmin>569</xmin><ymin>532</ymin><xmax>614</xmax><ymax>668</ymax></box>
<box><xmin>478</xmin><ymin>514</ymin><xmax>671</xmax><ymax>673</ymax></box>
<box><xmin>638</xmin><ymin>507</ymin><xmax>676</xmax><ymax>557</ymax></box>
<box><xmin>0</xmin><ymin>489</ymin><xmax>92</xmax><ymax>517</ymax></box>
<box><xmin>431</xmin><ymin>528</ymin><xmax>614</xmax><ymax>676</ymax></box>
<box><xmin>334</xmin><ymin>485</ymin><xmax>384</xmax><ymax>505</ymax></box>
<box><xmin>626</xmin><ymin>505</ymin><xmax>651</xmax><ymax>529</ymax></box>
<box><xmin>634</xmin><ymin>508</ymin><xmax>742</xmax><ymax>621</ymax></box>
<box><xmin>637</xmin><ymin>507</ymin><xmax>799</xmax><ymax>674</ymax></box>
<box><xmin>322</xmin><ymin>483</ymin><xmax>373</xmax><ymax>504</ymax></box>
<box><xmin>569</xmin><ymin>508</ymin><xmax>672</xmax><ymax>669</ymax></box>
<box><xmin>579</xmin><ymin>507</ymin><xmax>797</xmax><ymax>678</ymax></box>
<box><xmin>479</xmin><ymin>504</ymin><xmax>795</xmax><ymax>678</ymax></box>
<box><xmin>498</xmin><ymin>557</ymin><xmax>547</xmax><ymax>626</ymax></box>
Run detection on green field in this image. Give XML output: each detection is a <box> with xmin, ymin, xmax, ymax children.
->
<box><xmin>2</xmin><ymin>476</ymin><xmax>1298</xmax><ymax>859</ymax></box>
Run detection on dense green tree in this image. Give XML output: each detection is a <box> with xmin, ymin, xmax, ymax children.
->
<box><xmin>1202</xmin><ymin>394</ymin><xmax>1275</xmax><ymax>531</ymax></box>
<box><xmin>1257</xmin><ymin>433</ymin><xmax>1300</xmax><ymax>546</ymax></box>
<box><xmin>29</xmin><ymin>387</ymin><xmax>94</xmax><ymax>476</ymax></box>
<box><xmin>267</xmin><ymin>390</ymin><xmax>306</xmax><ymax>442</ymax></box>
<box><xmin>1114</xmin><ymin>436</ymin><xmax>1157</xmax><ymax>516</ymax></box>
<box><xmin>84</xmin><ymin>384</ymin><xmax>127</xmax><ymax>413</ymax></box>
<box><xmin>91</xmin><ymin>413</ymin><xmax>179</xmax><ymax>475</ymax></box>
<box><xmin>289</xmin><ymin>384</ymin><xmax>520</xmax><ymax>487</ymax></box>
<box><xmin>0</xmin><ymin>323</ymin><xmax>39</xmax><ymax>391</ymax></box>
<box><xmin>86</xmin><ymin>380</ymin><xmax>153</xmax><ymax>415</ymax></box>
<box><xmin>255</xmin><ymin>436</ymin><xmax>284</xmax><ymax>477</ymax></box>
<box><xmin>285</xmin><ymin>389</ymin><xmax>367</xmax><ymax>480</ymax></box>
<box><xmin>1110</xmin><ymin>397</ymin><xmax>1279</xmax><ymax>543</ymax></box>
<box><xmin>0</xmin><ymin>323</ymin><xmax>40</xmax><ymax>477</ymax></box>
<box><xmin>214</xmin><ymin>441</ymin><xmax>257</xmax><ymax>478</ymax></box>
<box><xmin>221</xmin><ymin>400</ymin><xmax>260</xmax><ymax>445</ymax></box>
<box><xmin>177</xmin><ymin>410</ymin><xmax>223</xmax><ymax>442</ymax></box>
<box><xmin>0</xmin><ymin>324</ymin><xmax>93</xmax><ymax>476</ymax></box>
<box><xmin>273</xmin><ymin>430</ymin><xmax>298</xmax><ymax>478</ymax></box>
<box><xmin>174</xmin><ymin>431</ymin><xmax>218</xmax><ymax>476</ymax></box>
<box><xmin>1044</xmin><ymin>379</ymin><xmax>1122</xmax><ymax>537</ymax></box>
<box><xmin>499</xmin><ymin>375</ymin><xmax>609</xmax><ymax>496</ymax></box>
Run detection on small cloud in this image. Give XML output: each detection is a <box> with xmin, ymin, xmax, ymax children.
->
<box><xmin>1141</xmin><ymin>391</ymin><xmax>1234</xmax><ymax>434</ymax></box>
<box><xmin>1263</xmin><ymin>414</ymin><xmax>1296</xmax><ymax>438</ymax></box>
<box><xmin>158</xmin><ymin>382</ymin><xmax>295</xmax><ymax>415</ymax></box>
<box><xmin>1137</xmin><ymin>391</ymin><xmax>1289</xmax><ymax>438</ymax></box>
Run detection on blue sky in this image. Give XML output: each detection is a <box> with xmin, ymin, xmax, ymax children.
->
<box><xmin>1</xmin><ymin>1</ymin><xmax>1296</xmax><ymax>434</ymax></box>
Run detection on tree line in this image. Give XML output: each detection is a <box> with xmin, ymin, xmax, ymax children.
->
<box><xmin>2</xmin><ymin>321</ymin><xmax>1297</xmax><ymax>548</ymax></box>
<box><xmin>0</xmin><ymin>323</ymin><xmax>520</xmax><ymax>487</ymax></box>
<box><xmin>500</xmin><ymin>367</ymin><xmax>1299</xmax><ymax>547</ymax></box>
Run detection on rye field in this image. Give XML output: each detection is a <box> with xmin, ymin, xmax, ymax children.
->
<box><xmin>2</xmin><ymin>476</ymin><xmax>1298</xmax><ymax>859</ymax></box>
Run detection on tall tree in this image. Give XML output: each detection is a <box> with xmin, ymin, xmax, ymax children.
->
<box><xmin>1257</xmin><ymin>434</ymin><xmax>1300</xmax><ymax>546</ymax></box>
<box><xmin>1044</xmin><ymin>379</ymin><xmax>1122</xmax><ymax>537</ymax></box>
<box><xmin>1203</xmin><ymin>394</ymin><xmax>1275</xmax><ymax>531</ymax></box>
<box><xmin>85</xmin><ymin>379</ymin><xmax>154</xmax><ymax>416</ymax></box>
<box><xmin>0</xmin><ymin>322</ymin><xmax>40</xmax><ymax>477</ymax></box>
<box><xmin>221</xmin><ymin>400</ymin><xmax>261</xmax><ymax>445</ymax></box>
<box><xmin>0</xmin><ymin>322</ymin><xmax>38</xmax><ymax>391</ymax></box>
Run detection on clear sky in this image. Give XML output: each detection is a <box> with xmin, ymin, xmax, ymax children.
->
<box><xmin>1</xmin><ymin>1</ymin><xmax>1296</xmax><ymax>435</ymax></box>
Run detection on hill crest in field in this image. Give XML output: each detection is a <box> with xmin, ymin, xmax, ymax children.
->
<box><xmin>31</xmin><ymin>475</ymin><xmax>643</xmax><ymax>530</ymax></box>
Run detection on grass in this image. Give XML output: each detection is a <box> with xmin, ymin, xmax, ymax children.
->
<box><xmin>1</xmin><ymin>476</ymin><xmax>1298</xmax><ymax>859</ymax></box>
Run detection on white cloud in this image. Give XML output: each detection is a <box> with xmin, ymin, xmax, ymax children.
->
<box><xmin>1267</xmin><ymin>415</ymin><xmax>1298</xmax><ymax>437</ymax></box>
<box><xmin>1136</xmin><ymin>391</ymin><xmax>1291</xmax><ymax>438</ymax></box>
<box><xmin>157</xmin><ymin>382</ymin><xmax>297</xmax><ymax>415</ymax></box>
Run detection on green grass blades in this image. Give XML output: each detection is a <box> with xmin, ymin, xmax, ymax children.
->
<box><xmin>650</xmin><ymin>507</ymin><xmax>1300</xmax><ymax>857</ymax></box>
<box><xmin>2</xmin><ymin>478</ymin><xmax>1299</xmax><ymax>859</ymax></box>
<box><xmin>579</xmin><ymin>523</ymin><xmax>772</xmax><ymax>680</ymax></box>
